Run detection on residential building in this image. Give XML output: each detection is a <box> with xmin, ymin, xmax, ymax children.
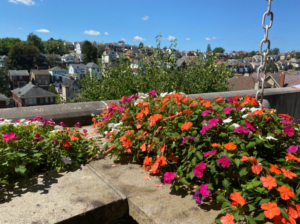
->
<box><xmin>30</xmin><ymin>69</ymin><xmax>51</xmax><ymax>90</ymax></box>
<box><xmin>8</xmin><ymin>70</ymin><xmax>30</xmax><ymax>89</ymax></box>
<box><xmin>74</xmin><ymin>54</ymin><xmax>85</xmax><ymax>64</ymax></box>
<box><xmin>61</xmin><ymin>54</ymin><xmax>75</xmax><ymax>64</ymax></box>
<box><xmin>91</xmin><ymin>41</ymin><xmax>97</xmax><ymax>48</ymax></box>
<box><xmin>86</xmin><ymin>62</ymin><xmax>101</xmax><ymax>80</ymax></box>
<box><xmin>0</xmin><ymin>55</ymin><xmax>7</xmax><ymax>69</ymax></box>
<box><xmin>75</xmin><ymin>41</ymin><xmax>84</xmax><ymax>54</ymax></box>
<box><xmin>290</xmin><ymin>58</ymin><xmax>300</xmax><ymax>68</ymax></box>
<box><xmin>69</xmin><ymin>64</ymin><xmax>86</xmax><ymax>79</ymax></box>
<box><xmin>0</xmin><ymin>94</ymin><xmax>8</xmax><ymax>109</ymax></box>
<box><xmin>11</xmin><ymin>83</ymin><xmax>56</xmax><ymax>107</ymax></box>
<box><xmin>64</xmin><ymin>42</ymin><xmax>74</xmax><ymax>51</ymax></box>
<box><xmin>57</xmin><ymin>78</ymin><xmax>80</xmax><ymax>100</ymax></box>
<box><xmin>48</xmin><ymin>66</ymin><xmax>68</xmax><ymax>83</ymax></box>
<box><xmin>279</xmin><ymin>53</ymin><xmax>288</xmax><ymax>61</ymax></box>
<box><xmin>102</xmin><ymin>48</ymin><xmax>117</xmax><ymax>64</ymax></box>
<box><xmin>228</xmin><ymin>76</ymin><xmax>271</xmax><ymax>91</ymax></box>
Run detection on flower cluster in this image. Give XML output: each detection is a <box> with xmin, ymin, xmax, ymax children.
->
<box><xmin>95</xmin><ymin>91</ymin><xmax>300</xmax><ymax>224</ymax></box>
<box><xmin>0</xmin><ymin>117</ymin><xmax>97</xmax><ymax>185</ymax></box>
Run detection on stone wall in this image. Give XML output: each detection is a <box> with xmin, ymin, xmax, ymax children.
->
<box><xmin>0</xmin><ymin>88</ymin><xmax>299</xmax><ymax>126</ymax></box>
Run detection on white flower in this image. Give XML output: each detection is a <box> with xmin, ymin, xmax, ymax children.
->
<box><xmin>231</xmin><ymin>123</ymin><xmax>240</xmax><ymax>128</ymax></box>
<box><xmin>295</xmin><ymin>128</ymin><xmax>299</xmax><ymax>131</ymax></box>
<box><xmin>241</xmin><ymin>108</ymin><xmax>250</xmax><ymax>112</ymax></box>
<box><xmin>50</xmin><ymin>130</ymin><xmax>59</xmax><ymax>133</ymax></box>
<box><xmin>134</xmin><ymin>98</ymin><xmax>144</xmax><ymax>106</ymax></box>
<box><xmin>62</xmin><ymin>156</ymin><xmax>72</xmax><ymax>165</ymax></box>
<box><xmin>19</xmin><ymin>119</ymin><xmax>26</xmax><ymax>123</ymax></box>
<box><xmin>33</xmin><ymin>121</ymin><xmax>43</xmax><ymax>126</ymax></box>
<box><xmin>250</xmin><ymin>108</ymin><xmax>260</xmax><ymax>112</ymax></box>
<box><xmin>108</xmin><ymin>123</ymin><xmax>115</xmax><ymax>128</ymax></box>
<box><xmin>160</xmin><ymin>92</ymin><xmax>168</xmax><ymax>97</ymax></box>
<box><xmin>13</xmin><ymin>123</ymin><xmax>21</xmax><ymax>127</ymax></box>
<box><xmin>54</xmin><ymin>125</ymin><xmax>64</xmax><ymax>131</ymax></box>
<box><xmin>259</xmin><ymin>135</ymin><xmax>263</xmax><ymax>140</ymax></box>
<box><xmin>223</xmin><ymin>117</ymin><xmax>233</xmax><ymax>124</ymax></box>
<box><xmin>242</xmin><ymin>114</ymin><xmax>248</xmax><ymax>119</ymax></box>
<box><xmin>266</xmin><ymin>136</ymin><xmax>278</xmax><ymax>141</ymax></box>
<box><xmin>104</xmin><ymin>131</ymin><xmax>108</xmax><ymax>135</ymax></box>
<box><xmin>91</xmin><ymin>113</ymin><xmax>95</xmax><ymax>117</ymax></box>
<box><xmin>138</xmin><ymin>92</ymin><xmax>149</xmax><ymax>99</ymax></box>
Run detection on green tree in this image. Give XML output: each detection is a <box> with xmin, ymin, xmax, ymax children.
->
<box><xmin>6</xmin><ymin>43</ymin><xmax>41</xmax><ymax>70</ymax></box>
<box><xmin>266</xmin><ymin>61</ymin><xmax>278</xmax><ymax>73</ymax></box>
<box><xmin>118</xmin><ymin>40</ymin><xmax>125</xmax><ymax>44</ymax></box>
<box><xmin>206</xmin><ymin>44</ymin><xmax>212</xmax><ymax>53</ymax></box>
<box><xmin>0</xmin><ymin>38</ymin><xmax>22</xmax><ymax>55</ymax></box>
<box><xmin>187</xmin><ymin>51</ymin><xmax>194</xmax><ymax>56</ymax></box>
<box><xmin>48</xmin><ymin>85</ymin><xmax>57</xmax><ymax>95</ymax></box>
<box><xmin>43</xmin><ymin>38</ymin><xmax>66</xmax><ymax>55</ymax></box>
<box><xmin>139</xmin><ymin>42</ymin><xmax>144</xmax><ymax>49</ymax></box>
<box><xmin>82</xmin><ymin>41</ymin><xmax>97</xmax><ymax>64</ymax></box>
<box><xmin>97</xmin><ymin>44</ymin><xmax>105</xmax><ymax>58</ymax></box>
<box><xmin>213</xmin><ymin>47</ymin><xmax>225</xmax><ymax>54</ymax></box>
<box><xmin>270</xmin><ymin>48</ymin><xmax>280</xmax><ymax>55</ymax></box>
<box><xmin>249</xmin><ymin>51</ymin><xmax>256</xmax><ymax>57</ymax></box>
<box><xmin>0</xmin><ymin>69</ymin><xmax>11</xmax><ymax>97</ymax></box>
<box><xmin>27</xmin><ymin>33</ymin><xmax>44</xmax><ymax>52</ymax></box>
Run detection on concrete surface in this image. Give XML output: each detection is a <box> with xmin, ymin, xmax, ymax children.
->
<box><xmin>0</xmin><ymin>165</ymin><xmax>127</xmax><ymax>224</ymax></box>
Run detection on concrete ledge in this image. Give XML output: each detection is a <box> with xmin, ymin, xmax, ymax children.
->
<box><xmin>0</xmin><ymin>165</ymin><xmax>128</xmax><ymax>224</ymax></box>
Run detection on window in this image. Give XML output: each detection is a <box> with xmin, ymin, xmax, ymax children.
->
<box><xmin>50</xmin><ymin>97</ymin><xmax>54</xmax><ymax>103</ymax></box>
<box><xmin>56</xmin><ymin>76</ymin><xmax>59</xmax><ymax>80</ymax></box>
<box><xmin>20</xmin><ymin>76</ymin><xmax>23</xmax><ymax>80</ymax></box>
<box><xmin>45</xmin><ymin>97</ymin><xmax>48</xmax><ymax>103</ymax></box>
<box><xmin>42</xmin><ymin>76</ymin><xmax>45</xmax><ymax>79</ymax></box>
<box><xmin>38</xmin><ymin>80</ymin><xmax>41</xmax><ymax>83</ymax></box>
<box><xmin>40</xmin><ymin>98</ymin><xmax>44</xmax><ymax>104</ymax></box>
<box><xmin>45</xmin><ymin>81</ymin><xmax>48</xmax><ymax>85</ymax></box>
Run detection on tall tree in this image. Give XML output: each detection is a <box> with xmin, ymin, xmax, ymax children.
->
<box><xmin>213</xmin><ymin>47</ymin><xmax>225</xmax><ymax>54</ymax></box>
<box><xmin>266</xmin><ymin>61</ymin><xmax>278</xmax><ymax>73</ymax></box>
<box><xmin>97</xmin><ymin>44</ymin><xmax>105</xmax><ymax>58</ymax></box>
<box><xmin>139</xmin><ymin>42</ymin><xmax>144</xmax><ymax>49</ymax></box>
<box><xmin>48</xmin><ymin>85</ymin><xmax>57</xmax><ymax>95</ymax></box>
<box><xmin>118</xmin><ymin>40</ymin><xmax>125</xmax><ymax>44</ymax></box>
<box><xmin>206</xmin><ymin>44</ymin><xmax>212</xmax><ymax>53</ymax></box>
<box><xmin>0</xmin><ymin>38</ymin><xmax>22</xmax><ymax>55</ymax></box>
<box><xmin>0</xmin><ymin>69</ymin><xmax>11</xmax><ymax>97</ymax></box>
<box><xmin>82</xmin><ymin>41</ymin><xmax>97</xmax><ymax>64</ymax></box>
<box><xmin>249</xmin><ymin>51</ymin><xmax>256</xmax><ymax>57</ymax></box>
<box><xmin>43</xmin><ymin>39</ymin><xmax>65</xmax><ymax>55</ymax></box>
<box><xmin>188</xmin><ymin>51</ymin><xmax>194</xmax><ymax>56</ymax></box>
<box><xmin>6</xmin><ymin>43</ymin><xmax>41</xmax><ymax>70</ymax></box>
<box><xmin>27</xmin><ymin>33</ymin><xmax>44</xmax><ymax>53</ymax></box>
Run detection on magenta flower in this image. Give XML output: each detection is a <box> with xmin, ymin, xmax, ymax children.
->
<box><xmin>193</xmin><ymin>161</ymin><xmax>207</xmax><ymax>178</ymax></box>
<box><xmin>208</xmin><ymin>118</ymin><xmax>222</xmax><ymax>127</ymax></box>
<box><xmin>187</xmin><ymin>137</ymin><xmax>196</xmax><ymax>140</ymax></box>
<box><xmin>193</xmin><ymin>189</ymin><xmax>203</xmax><ymax>205</ymax></box>
<box><xmin>200</xmin><ymin>125</ymin><xmax>209</xmax><ymax>135</ymax></box>
<box><xmin>181</xmin><ymin>137</ymin><xmax>186</xmax><ymax>145</ymax></box>
<box><xmin>245</xmin><ymin>121</ymin><xmax>256</xmax><ymax>132</ymax></box>
<box><xmin>0</xmin><ymin>119</ymin><xmax>4</xmax><ymax>122</ymax></box>
<box><xmin>200</xmin><ymin>184</ymin><xmax>210</xmax><ymax>197</ymax></box>
<box><xmin>226</xmin><ymin>97</ymin><xmax>237</xmax><ymax>104</ymax></box>
<box><xmin>287</xmin><ymin>145</ymin><xmax>299</xmax><ymax>153</ymax></box>
<box><xmin>201</xmin><ymin>110</ymin><xmax>211</xmax><ymax>117</ymax></box>
<box><xmin>118</xmin><ymin>107</ymin><xmax>125</xmax><ymax>113</ymax></box>
<box><xmin>237</xmin><ymin>107</ymin><xmax>242</xmax><ymax>110</ymax></box>
<box><xmin>204</xmin><ymin>150</ymin><xmax>217</xmax><ymax>157</ymax></box>
<box><xmin>53</xmin><ymin>139</ymin><xmax>59</xmax><ymax>144</ymax></box>
<box><xmin>224</xmin><ymin>107</ymin><xmax>232</xmax><ymax>115</ymax></box>
<box><xmin>83</xmin><ymin>129</ymin><xmax>88</xmax><ymax>133</ymax></box>
<box><xmin>74</xmin><ymin>122</ymin><xmax>82</xmax><ymax>128</ymax></box>
<box><xmin>163</xmin><ymin>172</ymin><xmax>175</xmax><ymax>185</ymax></box>
<box><xmin>283</xmin><ymin>126</ymin><xmax>294</xmax><ymax>137</ymax></box>
<box><xmin>31</xmin><ymin>133</ymin><xmax>43</xmax><ymax>142</ymax></box>
<box><xmin>282</xmin><ymin>120</ymin><xmax>293</xmax><ymax>124</ymax></box>
<box><xmin>59</xmin><ymin>122</ymin><xmax>67</xmax><ymax>128</ymax></box>
<box><xmin>148</xmin><ymin>90</ymin><xmax>157</xmax><ymax>97</ymax></box>
<box><xmin>218</xmin><ymin>156</ymin><xmax>231</xmax><ymax>168</ymax></box>
<box><xmin>3</xmin><ymin>133</ymin><xmax>17</xmax><ymax>142</ymax></box>
<box><xmin>35</xmin><ymin>133</ymin><xmax>41</xmax><ymax>138</ymax></box>
<box><xmin>234</xmin><ymin>126</ymin><xmax>250</xmax><ymax>134</ymax></box>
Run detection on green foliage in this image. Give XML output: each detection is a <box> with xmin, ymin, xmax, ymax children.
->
<box><xmin>46</xmin><ymin>54</ymin><xmax>61</xmax><ymax>67</ymax></box>
<box><xmin>0</xmin><ymin>69</ymin><xmax>11</xmax><ymax>97</ymax></box>
<box><xmin>249</xmin><ymin>51</ymin><xmax>256</xmax><ymax>57</ymax></box>
<box><xmin>27</xmin><ymin>33</ymin><xmax>44</xmax><ymax>53</ymax></box>
<box><xmin>207</xmin><ymin>44</ymin><xmax>212</xmax><ymax>53</ymax></box>
<box><xmin>269</xmin><ymin>48</ymin><xmax>280</xmax><ymax>55</ymax></box>
<box><xmin>0</xmin><ymin>37</ymin><xmax>21</xmax><ymax>55</ymax></box>
<box><xmin>48</xmin><ymin>85</ymin><xmax>57</xmax><ymax>95</ymax></box>
<box><xmin>0</xmin><ymin>118</ymin><xmax>97</xmax><ymax>185</ymax></box>
<box><xmin>43</xmin><ymin>38</ymin><xmax>66</xmax><ymax>55</ymax></box>
<box><xmin>76</xmin><ymin>34</ymin><xmax>233</xmax><ymax>102</ymax></box>
<box><xmin>266</xmin><ymin>61</ymin><xmax>279</xmax><ymax>73</ymax></box>
<box><xmin>6</xmin><ymin>43</ymin><xmax>41</xmax><ymax>70</ymax></box>
<box><xmin>118</xmin><ymin>40</ymin><xmax>125</xmax><ymax>44</ymax></box>
<box><xmin>139</xmin><ymin>42</ymin><xmax>144</xmax><ymax>49</ymax></box>
<box><xmin>97</xmin><ymin>45</ymin><xmax>105</xmax><ymax>58</ymax></box>
<box><xmin>82</xmin><ymin>41</ymin><xmax>97</xmax><ymax>64</ymax></box>
<box><xmin>187</xmin><ymin>51</ymin><xmax>194</xmax><ymax>56</ymax></box>
<box><xmin>213</xmin><ymin>47</ymin><xmax>225</xmax><ymax>54</ymax></box>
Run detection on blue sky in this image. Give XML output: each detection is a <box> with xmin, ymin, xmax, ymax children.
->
<box><xmin>1</xmin><ymin>0</ymin><xmax>299</xmax><ymax>53</ymax></box>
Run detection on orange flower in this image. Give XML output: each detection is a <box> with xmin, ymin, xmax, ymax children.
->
<box><xmin>181</xmin><ymin>122</ymin><xmax>193</xmax><ymax>131</ymax></box>
<box><xmin>270</xmin><ymin>164</ymin><xmax>282</xmax><ymax>174</ymax></box>
<box><xmin>183</xmin><ymin>109</ymin><xmax>193</xmax><ymax>115</ymax></box>
<box><xmin>156</xmin><ymin>155</ymin><xmax>167</xmax><ymax>166</ymax></box>
<box><xmin>148</xmin><ymin>114</ymin><xmax>162</xmax><ymax>127</ymax></box>
<box><xmin>240</xmin><ymin>156</ymin><xmax>255</xmax><ymax>161</ymax></box>
<box><xmin>248</xmin><ymin>109</ymin><xmax>266</xmax><ymax>116</ymax></box>
<box><xmin>169</xmin><ymin>152</ymin><xmax>179</xmax><ymax>163</ymax></box>
<box><xmin>121</xmin><ymin>108</ymin><xmax>129</xmax><ymax>121</ymax></box>
<box><xmin>137</xmin><ymin>102</ymin><xmax>150</xmax><ymax>108</ymax></box>
<box><xmin>105</xmin><ymin>144</ymin><xmax>116</xmax><ymax>153</ymax></box>
<box><xmin>154</xmin><ymin>126</ymin><xmax>162</xmax><ymax>134</ymax></box>
<box><xmin>230</xmin><ymin>192</ymin><xmax>246</xmax><ymax>206</ymax></box>
<box><xmin>140</xmin><ymin>143</ymin><xmax>147</xmax><ymax>152</ymax></box>
<box><xmin>63</xmin><ymin>139</ymin><xmax>72</xmax><ymax>148</ymax></box>
<box><xmin>121</xmin><ymin>138</ymin><xmax>132</xmax><ymax>148</ymax></box>
<box><xmin>202</xmin><ymin>100</ymin><xmax>212</xmax><ymax>108</ymax></box>
<box><xmin>285</xmin><ymin>153</ymin><xmax>300</xmax><ymax>162</ymax></box>
<box><xmin>277</xmin><ymin>185</ymin><xmax>295</xmax><ymax>200</ymax></box>
<box><xmin>138</xmin><ymin>131</ymin><xmax>147</xmax><ymax>139</ymax></box>
<box><xmin>143</xmin><ymin>156</ymin><xmax>152</xmax><ymax>171</ymax></box>
<box><xmin>251</xmin><ymin>159</ymin><xmax>263</xmax><ymax>175</ymax></box>
<box><xmin>273</xmin><ymin>215</ymin><xmax>294</xmax><ymax>224</ymax></box>
<box><xmin>240</xmin><ymin>94</ymin><xmax>257</xmax><ymax>107</ymax></box>
<box><xmin>159</xmin><ymin>143</ymin><xmax>165</xmax><ymax>153</ymax></box>
<box><xmin>260</xmin><ymin>175</ymin><xmax>277</xmax><ymax>190</ymax></box>
<box><xmin>150</xmin><ymin>162</ymin><xmax>159</xmax><ymax>174</ymax></box>
<box><xmin>233</xmin><ymin>94</ymin><xmax>241</xmax><ymax>100</ymax></box>
<box><xmin>281</xmin><ymin>168</ymin><xmax>297</xmax><ymax>179</ymax></box>
<box><xmin>189</xmin><ymin>101</ymin><xmax>197</xmax><ymax>107</ymax></box>
<box><xmin>211</xmin><ymin>143</ymin><xmax>221</xmax><ymax>147</ymax></box>
<box><xmin>224</xmin><ymin>142</ymin><xmax>237</xmax><ymax>150</ymax></box>
<box><xmin>160</xmin><ymin>103</ymin><xmax>168</xmax><ymax>112</ymax></box>
<box><xmin>70</xmin><ymin>136</ymin><xmax>79</xmax><ymax>141</ymax></box>
<box><xmin>147</xmin><ymin>139</ymin><xmax>156</xmax><ymax>153</ymax></box>
<box><xmin>220</xmin><ymin>214</ymin><xmax>235</xmax><ymax>224</ymax></box>
<box><xmin>213</xmin><ymin>96</ymin><xmax>224</xmax><ymax>103</ymax></box>
<box><xmin>261</xmin><ymin>202</ymin><xmax>281</xmax><ymax>219</ymax></box>
<box><xmin>287</xmin><ymin>205</ymin><xmax>298</xmax><ymax>220</ymax></box>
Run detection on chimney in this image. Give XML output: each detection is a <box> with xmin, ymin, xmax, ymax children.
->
<box><xmin>280</xmin><ymin>73</ymin><xmax>285</xmax><ymax>87</ymax></box>
<box><xmin>62</xmin><ymin>85</ymin><xmax>69</xmax><ymax>101</ymax></box>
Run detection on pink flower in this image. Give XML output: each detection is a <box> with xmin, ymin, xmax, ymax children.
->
<box><xmin>204</xmin><ymin>150</ymin><xmax>217</xmax><ymax>157</ymax></box>
<box><xmin>118</xmin><ymin>107</ymin><xmax>125</xmax><ymax>113</ymax></box>
<box><xmin>224</xmin><ymin>107</ymin><xmax>232</xmax><ymax>115</ymax></box>
<box><xmin>31</xmin><ymin>133</ymin><xmax>43</xmax><ymax>142</ymax></box>
<box><xmin>245</xmin><ymin>121</ymin><xmax>256</xmax><ymax>132</ymax></box>
<box><xmin>201</xmin><ymin>110</ymin><xmax>211</xmax><ymax>117</ymax></box>
<box><xmin>234</xmin><ymin>126</ymin><xmax>250</xmax><ymax>134</ymax></box>
<box><xmin>163</xmin><ymin>172</ymin><xmax>175</xmax><ymax>184</ymax></box>
<box><xmin>282</xmin><ymin>120</ymin><xmax>292</xmax><ymax>124</ymax></box>
<box><xmin>200</xmin><ymin>125</ymin><xmax>209</xmax><ymax>135</ymax></box>
<box><xmin>53</xmin><ymin>139</ymin><xmax>59</xmax><ymax>144</ymax></box>
<box><xmin>193</xmin><ymin>161</ymin><xmax>207</xmax><ymax>178</ymax></box>
<box><xmin>187</xmin><ymin>137</ymin><xmax>196</xmax><ymax>140</ymax></box>
<box><xmin>200</xmin><ymin>184</ymin><xmax>210</xmax><ymax>197</ymax></box>
<box><xmin>287</xmin><ymin>145</ymin><xmax>299</xmax><ymax>153</ymax></box>
<box><xmin>218</xmin><ymin>156</ymin><xmax>231</xmax><ymax>168</ymax></box>
<box><xmin>181</xmin><ymin>137</ymin><xmax>186</xmax><ymax>145</ymax></box>
<box><xmin>3</xmin><ymin>133</ymin><xmax>17</xmax><ymax>142</ymax></box>
<box><xmin>208</xmin><ymin>118</ymin><xmax>222</xmax><ymax>127</ymax></box>
<box><xmin>148</xmin><ymin>90</ymin><xmax>157</xmax><ymax>97</ymax></box>
<box><xmin>193</xmin><ymin>189</ymin><xmax>202</xmax><ymax>205</ymax></box>
<box><xmin>83</xmin><ymin>129</ymin><xmax>88</xmax><ymax>133</ymax></box>
<box><xmin>283</xmin><ymin>126</ymin><xmax>294</xmax><ymax>137</ymax></box>
<box><xmin>74</xmin><ymin>122</ymin><xmax>82</xmax><ymax>128</ymax></box>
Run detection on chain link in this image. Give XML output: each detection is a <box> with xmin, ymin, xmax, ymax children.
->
<box><xmin>256</xmin><ymin>0</ymin><xmax>274</xmax><ymax>109</ymax></box>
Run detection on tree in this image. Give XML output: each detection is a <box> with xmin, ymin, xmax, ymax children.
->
<box><xmin>0</xmin><ymin>38</ymin><xmax>22</xmax><ymax>55</ymax></box>
<box><xmin>249</xmin><ymin>51</ymin><xmax>256</xmax><ymax>57</ymax></box>
<box><xmin>213</xmin><ymin>47</ymin><xmax>225</xmax><ymax>54</ymax></box>
<box><xmin>270</xmin><ymin>48</ymin><xmax>280</xmax><ymax>55</ymax></box>
<box><xmin>139</xmin><ymin>42</ymin><xmax>144</xmax><ymax>49</ymax></box>
<box><xmin>27</xmin><ymin>33</ymin><xmax>44</xmax><ymax>52</ymax></box>
<box><xmin>46</xmin><ymin>54</ymin><xmax>61</xmax><ymax>67</ymax></box>
<box><xmin>118</xmin><ymin>40</ymin><xmax>125</xmax><ymax>44</ymax></box>
<box><xmin>82</xmin><ymin>41</ymin><xmax>97</xmax><ymax>64</ymax></box>
<box><xmin>206</xmin><ymin>44</ymin><xmax>212</xmax><ymax>53</ymax></box>
<box><xmin>188</xmin><ymin>51</ymin><xmax>194</xmax><ymax>56</ymax></box>
<box><xmin>6</xmin><ymin>43</ymin><xmax>41</xmax><ymax>70</ymax></box>
<box><xmin>266</xmin><ymin>61</ymin><xmax>278</xmax><ymax>73</ymax></box>
<box><xmin>43</xmin><ymin>39</ymin><xmax>66</xmax><ymax>55</ymax></box>
<box><xmin>48</xmin><ymin>85</ymin><xmax>57</xmax><ymax>95</ymax></box>
<box><xmin>97</xmin><ymin>44</ymin><xmax>105</xmax><ymax>58</ymax></box>
<box><xmin>0</xmin><ymin>69</ymin><xmax>11</xmax><ymax>97</ymax></box>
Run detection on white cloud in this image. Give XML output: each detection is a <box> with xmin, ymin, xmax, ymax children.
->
<box><xmin>121</xmin><ymin>38</ymin><xmax>127</xmax><ymax>41</ymax></box>
<box><xmin>162</xmin><ymin>36</ymin><xmax>176</xmax><ymax>41</ymax></box>
<box><xmin>186</xmin><ymin>38</ymin><xmax>191</xmax><ymax>41</ymax></box>
<box><xmin>206</xmin><ymin>37</ymin><xmax>218</xmax><ymax>41</ymax></box>
<box><xmin>83</xmin><ymin>30</ymin><xmax>100</xmax><ymax>36</ymax></box>
<box><xmin>142</xmin><ymin>16</ymin><xmax>149</xmax><ymax>21</ymax></box>
<box><xmin>133</xmin><ymin>36</ymin><xmax>145</xmax><ymax>41</ymax></box>
<box><xmin>8</xmin><ymin>0</ymin><xmax>35</xmax><ymax>5</ymax></box>
<box><xmin>104</xmin><ymin>32</ymin><xmax>109</xmax><ymax>35</ymax></box>
<box><xmin>36</xmin><ymin>29</ymin><xmax>50</xmax><ymax>33</ymax></box>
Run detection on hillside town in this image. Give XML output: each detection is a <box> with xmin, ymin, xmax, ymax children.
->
<box><xmin>1</xmin><ymin>40</ymin><xmax>300</xmax><ymax>109</ymax></box>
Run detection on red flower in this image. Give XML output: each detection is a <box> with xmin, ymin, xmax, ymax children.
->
<box><xmin>63</xmin><ymin>139</ymin><xmax>72</xmax><ymax>148</ymax></box>
<box><xmin>220</xmin><ymin>213</ymin><xmax>235</xmax><ymax>224</ymax></box>
<box><xmin>181</xmin><ymin>122</ymin><xmax>193</xmax><ymax>131</ymax></box>
<box><xmin>230</xmin><ymin>192</ymin><xmax>246</xmax><ymax>206</ymax></box>
<box><xmin>277</xmin><ymin>185</ymin><xmax>295</xmax><ymax>200</ymax></box>
<box><xmin>260</xmin><ymin>175</ymin><xmax>277</xmax><ymax>190</ymax></box>
<box><xmin>261</xmin><ymin>202</ymin><xmax>281</xmax><ymax>219</ymax></box>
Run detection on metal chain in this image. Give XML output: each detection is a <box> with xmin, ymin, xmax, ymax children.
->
<box><xmin>256</xmin><ymin>0</ymin><xmax>273</xmax><ymax>109</ymax></box>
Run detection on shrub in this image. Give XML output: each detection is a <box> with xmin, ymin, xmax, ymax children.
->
<box><xmin>0</xmin><ymin>117</ymin><xmax>97</xmax><ymax>185</ymax></box>
<box><xmin>95</xmin><ymin>91</ymin><xmax>300</xmax><ymax>224</ymax></box>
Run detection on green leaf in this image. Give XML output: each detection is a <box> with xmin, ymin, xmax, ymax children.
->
<box><xmin>256</xmin><ymin>187</ymin><xmax>265</xmax><ymax>194</ymax></box>
<box><xmin>279</xmin><ymin>207</ymin><xmax>290</xmax><ymax>221</ymax></box>
<box><xmin>246</xmin><ymin>142</ymin><xmax>256</xmax><ymax>149</ymax></box>
<box><xmin>17</xmin><ymin>153</ymin><xmax>27</xmax><ymax>157</ymax></box>
<box><xmin>188</xmin><ymin>151</ymin><xmax>193</xmax><ymax>160</ymax></box>
<box><xmin>191</xmin><ymin>157</ymin><xmax>197</xmax><ymax>166</ymax></box>
<box><xmin>219</xmin><ymin>132</ymin><xmax>227</xmax><ymax>138</ymax></box>
<box><xmin>195</xmin><ymin>152</ymin><xmax>203</xmax><ymax>161</ymax></box>
<box><xmin>222</xmin><ymin>201</ymin><xmax>231</xmax><ymax>209</ymax></box>
<box><xmin>239</xmin><ymin>167</ymin><xmax>248</xmax><ymax>177</ymax></box>
<box><xmin>216</xmin><ymin>193</ymin><xmax>227</xmax><ymax>203</ymax></box>
<box><xmin>296</xmin><ymin>186</ymin><xmax>300</xmax><ymax>196</ymax></box>
<box><xmin>253</xmin><ymin>212</ymin><xmax>265</xmax><ymax>221</ymax></box>
<box><xmin>189</xmin><ymin>170</ymin><xmax>195</xmax><ymax>180</ymax></box>
<box><xmin>222</xmin><ymin>179</ymin><xmax>231</xmax><ymax>190</ymax></box>
<box><xmin>15</xmin><ymin>165</ymin><xmax>26</xmax><ymax>174</ymax></box>
<box><xmin>259</xmin><ymin>198</ymin><xmax>270</xmax><ymax>205</ymax></box>
<box><xmin>243</xmin><ymin>204</ymin><xmax>256</xmax><ymax>212</ymax></box>
<box><xmin>192</xmin><ymin>130</ymin><xmax>197</xmax><ymax>137</ymax></box>
<box><xmin>246</xmin><ymin>215</ymin><xmax>257</xmax><ymax>224</ymax></box>
<box><xmin>180</xmin><ymin>177</ymin><xmax>190</xmax><ymax>186</ymax></box>
<box><xmin>233</xmin><ymin>158</ymin><xmax>240</xmax><ymax>168</ymax></box>
<box><xmin>207</xmin><ymin>183</ymin><xmax>214</xmax><ymax>190</ymax></box>
<box><xmin>233</xmin><ymin>211</ymin><xmax>241</xmax><ymax>221</ymax></box>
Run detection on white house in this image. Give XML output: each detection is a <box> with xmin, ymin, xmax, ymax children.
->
<box><xmin>69</xmin><ymin>64</ymin><xmax>86</xmax><ymax>80</ymax></box>
<box><xmin>75</xmin><ymin>42</ymin><xmax>84</xmax><ymax>54</ymax></box>
<box><xmin>91</xmin><ymin>41</ymin><xmax>97</xmax><ymax>48</ymax></box>
<box><xmin>61</xmin><ymin>54</ymin><xmax>75</xmax><ymax>64</ymax></box>
<box><xmin>86</xmin><ymin>62</ymin><xmax>101</xmax><ymax>80</ymax></box>
<box><xmin>102</xmin><ymin>49</ymin><xmax>117</xmax><ymax>64</ymax></box>
<box><xmin>0</xmin><ymin>55</ymin><xmax>7</xmax><ymax>69</ymax></box>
